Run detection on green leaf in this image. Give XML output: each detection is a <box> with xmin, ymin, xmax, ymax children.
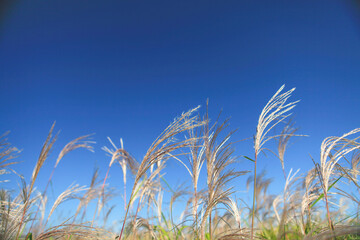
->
<box><xmin>161</xmin><ymin>176</ymin><xmax>175</xmax><ymax>194</ymax></box>
<box><xmin>161</xmin><ymin>211</ymin><xmax>169</xmax><ymax>229</ymax></box>
<box><xmin>205</xmin><ymin>232</ymin><xmax>211</xmax><ymax>240</ymax></box>
<box><xmin>310</xmin><ymin>175</ymin><xmax>342</xmax><ymax>209</ymax></box>
<box><xmin>25</xmin><ymin>233</ymin><xmax>32</xmax><ymax>240</ymax></box>
<box><xmin>244</xmin><ymin>156</ymin><xmax>255</xmax><ymax>162</ymax></box>
<box><xmin>175</xmin><ymin>226</ymin><xmax>187</xmax><ymax>240</ymax></box>
<box><xmin>155</xmin><ymin>225</ymin><xmax>170</xmax><ymax>240</ymax></box>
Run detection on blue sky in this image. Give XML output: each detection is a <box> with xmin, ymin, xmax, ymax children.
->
<box><xmin>1</xmin><ymin>0</ymin><xmax>360</xmax><ymax>226</ymax></box>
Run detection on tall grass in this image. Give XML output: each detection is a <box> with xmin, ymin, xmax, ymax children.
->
<box><xmin>1</xmin><ymin>86</ymin><xmax>359</xmax><ymax>239</ymax></box>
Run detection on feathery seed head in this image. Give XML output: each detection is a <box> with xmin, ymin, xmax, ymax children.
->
<box><xmin>255</xmin><ymin>85</ymin><xmax>299</xmax><ymax>156</ymax></box>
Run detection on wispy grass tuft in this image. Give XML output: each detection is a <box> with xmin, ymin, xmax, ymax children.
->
<box><xmin>1</xmin><ymin>87</ymin><xmax>360</xmax><ymax>240</ymax></box>
<box><xmin>251</xmin><ymin>85</ymin><xmax>299</xmax><ymax>239</ymax></box>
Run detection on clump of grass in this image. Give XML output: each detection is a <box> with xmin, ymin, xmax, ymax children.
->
<box><xmin>199</xmin><ymin>117</ymin><xmax>248</xmax><ymax>239</ymax></box>
<box><xmin>31</xmin><ymin>133</ymin><xmax>95</xmax><ymax>230</ymax></box>
<box><xmin>251</xmin><ymin>85</ymin><xmax>299</xmax><ymax>239</ymax></box>
<box><xmin>0</xmin><ymin>131</ymin><xmax>20</xmax><ymax>182</ymax></box>
<box><xmin>35</xmin><ymin>223</ymin><xmax>116</xmax><ymax>240</ymax></box>
<box><xmin>1</xmin><ymin>86</ymin><xmax>360</xmax><ymax>240</ymax></box>
<box><xmin>117</xmin><ymin>106</ymin><xmax>205</xmax><ymax>239</ymax></box>
<box><xmin>316</xmin><ymin>128</ymin><xmax>360</xmax><ymax>231</ymax></box>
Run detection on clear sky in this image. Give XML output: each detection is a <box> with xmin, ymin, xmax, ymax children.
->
<box><xmin>1</xmin><ymin>0</ymin><xmax>360</xmax><ymax>226</ymax></box>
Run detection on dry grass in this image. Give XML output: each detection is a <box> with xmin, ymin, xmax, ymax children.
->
<box><xmin>1</xmin><ymin>86</ymin><xmax>359</xmax><ymax>240</ymax></box>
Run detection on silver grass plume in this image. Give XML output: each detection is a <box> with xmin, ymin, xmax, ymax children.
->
<box><xmin>118</xmin><ymin>106</ymin><xmax>205</xmax><ymax>239</ymax></box>
<box><xmin>254</xmin><ymin>85</ymin><xmax>299</xmax><ymax>156</ymax></box>
<box><xmin>319</xmin><ymin>128</ymin><xmax>360</xmax><ymax>194</ymax></box>
<box><xmin>251</xmin><ymin>85</ymin><xmax>298</xmax><ymax>239</ymax></box>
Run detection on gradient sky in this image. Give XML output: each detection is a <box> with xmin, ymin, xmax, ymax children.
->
<box><xmin>1</xmin><ymin>0</ymin><xmax>360</xmax><ymax>226</ymax></box>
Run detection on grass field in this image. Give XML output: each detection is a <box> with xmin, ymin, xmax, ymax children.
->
<box><xmin>1</xmin><ymin>85</ymin><xmax>359</xmax><ymax>239</ymax></box>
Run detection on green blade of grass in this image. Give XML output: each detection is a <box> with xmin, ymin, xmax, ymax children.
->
<box><xmin>310</xmin><ymin>175</ymin><xmax>342</xmax><ymax>209</ymax></box>
<box><xmin>244</xmin><ymin>156</ymin><xmax>255</xmax><ymax>162</ymax></box>
<box><xmin>161</xmin><ymin>176</ymin><xmax>175</xmax><ymax>194</ymax></box>
<box><xmin>25</xmin><ymin>232</ymin><xmax>32</xmax><ymax>240</ymax></box>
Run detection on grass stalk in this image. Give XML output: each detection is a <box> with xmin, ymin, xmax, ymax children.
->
<box><xmin>250</xmin><ymin>152</ymin><xmax>258</xmax><ymax>240</ymax></box>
